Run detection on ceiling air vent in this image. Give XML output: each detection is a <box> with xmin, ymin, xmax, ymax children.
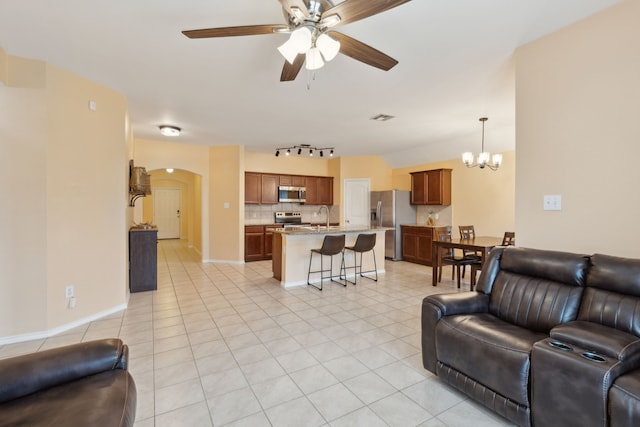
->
<box><xmin>371</xmin><ymin>114</ymin><xmax>395</xmax><ymax>122</ymax></box>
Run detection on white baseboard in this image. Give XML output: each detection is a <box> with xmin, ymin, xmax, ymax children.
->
<box><xmin>0</xmin><ymin>303</ymin><xmax>128</xmax><ymax>346</ymax></box>
<box><xmin>204</xmin><ymin>259</ymin><xmax>245</xmax><ymax>264</ymax></box>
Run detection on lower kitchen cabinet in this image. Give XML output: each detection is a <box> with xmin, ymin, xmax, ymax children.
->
<box><xmin>245</xmin><ymin>225</ymin><xmax>280</xmax><ymax>261</ymax></box>
<box><xmin>401</xmin><ymin>225</ymin><xmax>450</xmax><ymax>266</ymax></box>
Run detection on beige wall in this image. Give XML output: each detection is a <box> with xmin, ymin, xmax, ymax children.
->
<box><xmin>210</xmin><ymin>146</ymin><xmax>243</xmax><ymax>262</ymax></box>
<box><xmin>393</xmin><ymin>152</ymin><xmax>516</xmax><ymax>237</ymax></box>
<box><xmin>515</xmin><ymin>0</ymin><xmax>639</xmax><ymax>256</ymax></box>
<box><xmin>1</xmin><ymin>52</ymin><xmax>130</xmax><ymax>341</ymax></box>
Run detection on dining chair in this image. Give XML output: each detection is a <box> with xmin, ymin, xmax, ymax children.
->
<box><xmin>470</xmin><ymin>231</ymin><xmax>516</xmax><ymax>289</ymax></box>
<box><xmin>458</xmin><ymin>225</ymin><xmax>482</xmax><ymax>278</ymax></box>
<box><xmin>502</xmin><ymin>231</ymin><xmax>516</xmax><ymax>246</ymax></box>
<box><xmin>436</xmin><ymin>229</ymin><xmax>476</xmax><ymax>289</ymax></box>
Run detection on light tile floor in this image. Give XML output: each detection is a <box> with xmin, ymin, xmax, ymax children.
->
<box><xmin>0</xmin><ymin>240</ymin><xmax>515</xmax><ymax>427</ymax></box>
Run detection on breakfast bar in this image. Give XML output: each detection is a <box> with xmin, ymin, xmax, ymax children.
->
<box><xmin>272</xmin><ymin>226</ymin><xmax>389</xmax><ymax>288</ymax></box>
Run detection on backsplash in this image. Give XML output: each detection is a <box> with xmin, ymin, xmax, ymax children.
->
<box><xmin>245</xmin><ymin>203</ymin><xmax>340</xmax><ymax>225</ymax></box>
<box><xmin>416</xmin><ymin>205</ymin><xmax>452</xmax><ymax>227</ymax></box>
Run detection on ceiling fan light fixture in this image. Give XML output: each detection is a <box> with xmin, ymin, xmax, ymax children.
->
<box><xmin>320</xmin><ymin>14</ymin><xmax>341</xmax><ymax>28</ymax></box>
<box><xmin>290</xmin><ymin>26</ymin><xmax>312</xmax><ymax>54</ymax></box>
<box><xmin>277</xmin><ymin>39</ymin><xmax>299</xmax><ymax>64</ymax></box>
<box><xmin>289</xmin><ymin>7</ymin><xmax>307</xmax><ymax>22</ymax></box>
<box><xmin>306</xmin><ymin>47</ymin><xmax>324</xmax><ymax>70</ymax></box>
<box><xmin>316</xmin><ymin>33</ymin><xmax>340</xmax><ymax>62</ymax></box>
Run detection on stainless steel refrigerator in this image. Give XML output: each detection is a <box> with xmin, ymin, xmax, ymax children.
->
<box><xmin>371</xmin><ymin>190</ymin><xmax>417</xmax><ymax>260</ymax></box>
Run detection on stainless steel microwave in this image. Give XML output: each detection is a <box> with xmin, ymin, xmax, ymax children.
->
<box><xmin>278</xmin><ymin>186</ymin><xmax>306</xmax><ymax>203</ymax></box>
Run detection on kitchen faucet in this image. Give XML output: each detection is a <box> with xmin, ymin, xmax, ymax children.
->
<box><xmin>318</xmin><ymin>205</ymin><xmax>330</xmax><ymax>228</ymax></box>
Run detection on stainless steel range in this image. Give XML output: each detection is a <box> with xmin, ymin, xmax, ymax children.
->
<box><xmin>275</xmin><ymin>211</ymin><xmax>310</xmax><ymax>228</ymax></box>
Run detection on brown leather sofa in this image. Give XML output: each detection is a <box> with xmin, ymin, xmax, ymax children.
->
<box><xmin>0</xmin><ymin>338</ymin><xmax>136</xmax><ymax>427</ymax></box>
<box><xmin>422</xmin><ymin>247</ymin><xmax>640</xmax><ymax>427</ymax></box>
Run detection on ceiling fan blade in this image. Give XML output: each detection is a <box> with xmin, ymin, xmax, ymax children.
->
<box><xmin>330</xmin><ymin>32</ymin><xmax>398</xmax><ymax>71</ymax></box>
<box><xmin>182</xmin><ymin>24</ymin><xmax>289</xmax><ymax>39</ymax></box>
<box><xmin>280</xmin><ymin>55</ymin><xmax>305</xmax><ymax>81</ymax></box>
<box><xmin>324</xmin><ymin>0</ymin><xmax>412</xmax><ymax>26</ymax></box>
<box><xmin>278</xmin><ymin>0</ymin><xmax>310</xmax><ymax>19</ymax></box>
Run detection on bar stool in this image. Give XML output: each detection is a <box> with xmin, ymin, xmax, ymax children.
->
<box><xmin>307</xmin><ymin>234</ymin><xmax>346</xmax><ymax>291</ymax></box>
<box><xmin>343</xmin><ymin>233</ymin><xmax>377</xmax><ymax>285</ymax></box>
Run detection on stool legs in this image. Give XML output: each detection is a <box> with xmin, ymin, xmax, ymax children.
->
<box><xmin>307</xmin><ymin>250</ymin><xmax>346</xmax><ymax>291</ymax></box>
<box><xmin>344</xmin><ymin>248</ymin><xmax>378</xmax><ymax>285</ymax></box>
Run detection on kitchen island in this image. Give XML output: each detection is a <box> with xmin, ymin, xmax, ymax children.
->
<box><xmin>272</xmin><ymin>226</ymin><xmax>390</xmax><ymax>288</ymax></box>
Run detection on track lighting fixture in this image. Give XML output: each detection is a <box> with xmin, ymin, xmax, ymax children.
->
<box><xmin>275</xmin><ymin>144</ymin><xmax>335</xmax><ymax>158</ymax></box>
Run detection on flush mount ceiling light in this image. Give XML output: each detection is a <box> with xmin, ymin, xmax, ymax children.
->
<box><xmin>462</xmin><ymin>117</ymin><xmax>503</xmax><ymax>171</ymax></box>
<box><xmin>159</xmin><ymin>125</ymin><xmax>181</xmax><ymax>137</ymax></box>
<box><xmin>275</xmin><ymin>144</ymin><xmax>334</xmax><ymax>158</ymax></box>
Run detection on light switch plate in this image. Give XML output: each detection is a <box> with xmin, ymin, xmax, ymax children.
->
<box><xmin>543</xmin><ymin>195</ymin><xmax>562</xmax><ymax>211</ymax></box>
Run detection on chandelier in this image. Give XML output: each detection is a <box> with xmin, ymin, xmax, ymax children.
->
<box><xmin>275</xmin><ymin>144</ymin><xmax>334</xmax><ymax>157</ymax></box>
<box><xmin>462</xmin><ymin>117</ymin><xmax>502</xmax><ymax>171</ymax></box>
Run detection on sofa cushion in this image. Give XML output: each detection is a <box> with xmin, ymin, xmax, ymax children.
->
<box><xmin>0</xmin><ymin>370</ymin><xmax>136</xmax><ymax>427</ymax></box>
<box><xmin>436</xmin><ymin>312</ymin><xmax>547</xmax><ymax>406</ymax></box>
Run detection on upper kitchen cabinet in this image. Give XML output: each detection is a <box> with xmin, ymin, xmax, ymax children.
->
<box><xmin>305</xmin><ymin>176</ymin><xmax>333</xmax><ymax>205</ymax></box>
<box><xmin>410</xmin><ymin>169</ymin><xmax>452</xmax><ymax>205</ymax></box>
<box><xmin>279</xmin><ymin>175</ymin><xmax>306</xmax><ymax>186</ymax></box>
<box><xmin>245</xmin><ymin>172</ymin><xmax>261</xmax><ymax>204</ymax></box>
<box><xmin>245</xmin><ymin>172</ymin><xmax>279</xmax><ymax>204</ymax></box>
<box><xmin>261</xmin><ymin>174</ymin><xmax>279</xmax><ymax>204</ymax></box>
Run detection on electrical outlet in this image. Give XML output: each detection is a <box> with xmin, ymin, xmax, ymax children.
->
<box><xmin>65</xmin><ymin>285</ymin><xmax>74</xmax><ymax>298</ymax></box>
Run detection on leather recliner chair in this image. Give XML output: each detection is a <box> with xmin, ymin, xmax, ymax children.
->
<box><xmin>0</xmin><ymin>338</ymin><xmax>136</xmax><ymax>426</ymax></box>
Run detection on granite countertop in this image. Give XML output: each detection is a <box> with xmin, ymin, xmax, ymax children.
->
<box><xmin>274</xmin><ymin>225</ymin><xmax>393</xmax><ymax>235</ymax></box>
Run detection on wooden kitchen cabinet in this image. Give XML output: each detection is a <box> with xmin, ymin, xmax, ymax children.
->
<box><xmin>401</xmin><ymin>225</ymin><xmax>450</xmax><ymax>266</ymax></box>
<box><xmin>244</xmin><ymin>172</ymin><xmax>279</xmax><ymax>204</ymax></box>
<box><xmin>245</xmin><ymin>225</ymin><xmax>282</xmax><ymax>261</ymax></box>
<box><xmin>305</xmin><ymin>176</ymin><xmax>333</xmax><ymax>205</ymax></box>
<box><xmin>264</xmin><ymin>225</ymin><xmax>280</xmax><ymax>258</ymax></box>
<box><xmin>245</xmin><ymin>172</ymin><xmax>261</xmax><ymax>204</ymax></box>
<box><xmin>410</xmin><ymin>169</ymin><xmax>452</xmax><ymax>205</ymax></box>
<box><xmin>261</xmin><ymin>174</ymin><xmax>279</xmax><ymax>204</ymax></box>
<box><xmin>279</xmin><ymin>175</ymin><xmax>306</xmax><ymax>186</ymax></box>
<box><xmin>245</xmin><ymin>225</ymin><xmax>265</xmax><ymax>262</ymax></box>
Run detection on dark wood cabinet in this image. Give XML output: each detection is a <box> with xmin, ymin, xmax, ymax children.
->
<box><xmin>410</xmin><ymin>169</ymin><xmax>452</xmax><ymax>205</ymax></box>
<box><xmin>245</xmin><ymin>225</ymin><xmax>282</xmax><ymax>261</ymax></box>
<box><xmin>246</xmin><ymin>172</ymin><xmax>333</xmax><ymax>205</ymax></box>
<box><xmin>279</xmin><ymin>175</ymin><xmax>306</xmax><ymax>186</ymax></box>
<box><xmin>244</xmin><ymin>225</ymin><xmax>265</xmax><ymax>262</ymax></box>
<box><xmin>245</xmin><ymin>172</ymin><xmax>261</xmax><ymax>204</ymax></box>
<box><xmin>129</xmin><ymin>228</ymin><xmax>157</xmax><ymax>292</ymax></box>
<box><xmin>261</xmin><ymin>174</ymin><xmax>279</xmax><ymax>204</ymax></box>
<box><xmin>244</xmin><ymin>172</ymin><xmax>279</xmax><ymax>204</ymax></box>
<box><xmin>305</xmin><ymin>176</ymin><xmax>333</xmax><ymax>205</ymax></box>
<box><xmin>401</xmin><ymin>225</ymin><xmax>450</xmax><ymax>266</ymax></box>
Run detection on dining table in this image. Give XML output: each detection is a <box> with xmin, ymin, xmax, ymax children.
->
<box><xmin>431</xmin><ymin>236</ymin><xmax>505</xmax><ymax>286</ymax></box>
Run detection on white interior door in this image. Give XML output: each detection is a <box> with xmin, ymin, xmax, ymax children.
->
<box><xmin>344</xmin><ymin>179</ymin><xmax>371</xmax><ymax>226</ymax></box>
<box><xmin>154</xmin><ymin>188</ymin><xmax>181</xmax><ymax>239</ymax></box>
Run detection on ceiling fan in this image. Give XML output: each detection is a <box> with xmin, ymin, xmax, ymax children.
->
<box><xmin>182</xmin><ymin>0</ymin><xmax>413</xmax><ymax>82</ymax></box>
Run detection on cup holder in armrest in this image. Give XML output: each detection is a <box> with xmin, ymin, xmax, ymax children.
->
<box><xmin>581</xmin><ymin>352</ymin><xmax>606</xmax><ymax>363</ymax></box>
<box><xmin>548</xmin><ymin>341</ymin><xmax>573</xmax><ymax>351</ymax></box>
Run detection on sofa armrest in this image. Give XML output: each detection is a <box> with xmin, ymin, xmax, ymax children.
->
<box><xmin>551</xmin><ymin>321</ymin><xmax>640</xmax><ymax>362</ymax></box>
<box><xmin>422</xmin><ymin>292</ymin><xmax>489</xmax><ymax>373</ymax></box>
<box><xmin>0</xmin><ymin>338</ymin><xmax>129</xmax><ymax>403</ymax></box>
<box><xmin>425</xmin><ymin>292</ymin><xmax>490</xmax><ymax>317</ymax></box>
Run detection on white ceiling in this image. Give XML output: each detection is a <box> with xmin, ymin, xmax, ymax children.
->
<box><xmin>0</xmin><ymin>0</ymin><xmax>621</xmax><ymax>168</ymax></box>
